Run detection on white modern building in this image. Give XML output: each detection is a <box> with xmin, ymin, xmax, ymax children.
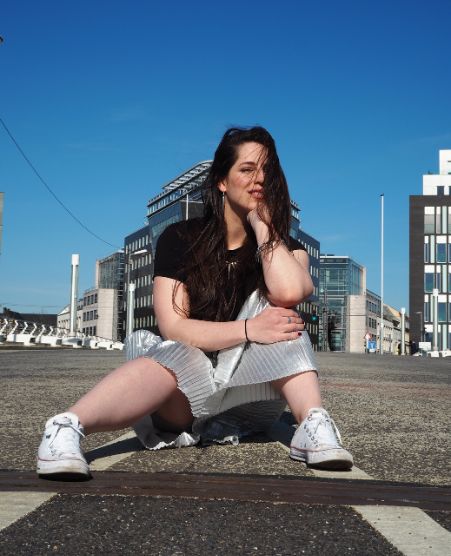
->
<box><xmin>409</xmin><ymin>149</ymin><xmax>451</xmax><ymax>351</ymax></box>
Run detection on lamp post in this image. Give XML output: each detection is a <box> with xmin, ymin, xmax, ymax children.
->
<box><xmin>380</xmin><ymin>193</ymin><xmax>384</xmax><ymax>355</ymax></box>
<box><xmin>415</xmin><ymin>311</ymin><xmax>424</xmax><ymax>343</ymax></box>
<box><xmin>69</xmin><ymin>254</ymin><xmax>80</xmax><ymax>336</ymax></box>
<box><xmin>432</xmin><ymin>288</ymin><xmax>439</xmax><ymax>352</ymax></box>
<box><xmin>400</xmin><ymin>307</ymin><xmax>406</xmax><ymax>356</ymax></box>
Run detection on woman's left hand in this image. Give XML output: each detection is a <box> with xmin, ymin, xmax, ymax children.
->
<box><xmin>247</xmin><ymin>204</ymin><xmax>270</xmax><ymax>231</ymax></box>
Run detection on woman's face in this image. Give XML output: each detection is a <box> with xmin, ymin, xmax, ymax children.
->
<box><xmin>219</xmin><ymin>141</ymin><xmax>267</xmax><ymax>216</ymax></box>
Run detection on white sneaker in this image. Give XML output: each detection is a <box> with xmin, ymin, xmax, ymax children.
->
<box><xmin>290</xmin><ymin>408</ymin><xmax>353</xmax><ymax>470</ymax></box>
<box><xmin>37</xmin><ymin>412</ymin><xmax>90</xmax><ymax>477</ymax></box>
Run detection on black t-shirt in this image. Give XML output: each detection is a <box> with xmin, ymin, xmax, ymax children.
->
<box><xmin>154</xmin><ymin>217</ymin><xmax>306</xmax><ymax>320</ymax></box>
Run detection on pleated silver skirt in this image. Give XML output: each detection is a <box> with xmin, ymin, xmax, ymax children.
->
<box><xmin>125</xmin><ymin>290</ymin><xmax>317</xmax><ymax>449</ymax></box>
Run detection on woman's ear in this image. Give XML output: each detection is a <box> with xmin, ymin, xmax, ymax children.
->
<box><xmin>218</xmin><ymin>181</ymin><xmax>227</xmax><ymax>193</ymax></box>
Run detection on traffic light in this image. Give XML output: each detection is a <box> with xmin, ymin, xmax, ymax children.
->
<box><xmin>311</xmin><ymin>311</ymin><xmax>318</xmax><ymax>323</ymax></box>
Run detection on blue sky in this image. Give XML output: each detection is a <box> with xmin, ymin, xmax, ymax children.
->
<box><xmin>1</xmin><ymin>0</ymin><xmax>450</xmax><ymax>314</ymax></box>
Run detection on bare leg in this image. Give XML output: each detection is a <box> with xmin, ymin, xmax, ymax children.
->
<box><xmin>153</xmin><ymin>389</ymin><xmax>194</xmax><ymax>433</ymax></box>
<box><xmin>272</xmin><ymin>370</ymin><xmax>322</xmax><ymax>423</ymax></box>
<box><xmin>69</xmin><ymin>357</ymin><xmax>192</xmax><ymax>434</ymax></box>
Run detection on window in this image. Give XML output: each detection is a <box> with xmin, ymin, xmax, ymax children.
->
<box><xmin>424</xmin><ymin>301</ymin><xmax>430</xmax><ymax>322</ymax></box>
<box><xmin>424</xmin><ymin>240</ymin><xmax>430</xmax><ymax>263</ymax></box>
<box><xmin>438</xmin><ymin>302</ymin><xmax>447</xmax><ymax>322</ymax></box>
<box><xmin>437</xmin><ymin>243</ymin><xmax>446</xmax><ymax>263</ymax></box>
<box><xmin>437</xmin><ymin>186</ymin><xmax>445</xmax><ymax>196</ymax></box>
<box><xmin>424</xmin><ymin>273</ymin><xmax>434</xmax><ymax>292</ymax></box>
<box><xmin>424</xmin><ymin>208</ymin><xmax>435</xmax><ymax>234</ymax></box>
<box><xmin>436</xmin><ymin>207</ymin><xmax>441</xmax><ymax>234</ymax></box>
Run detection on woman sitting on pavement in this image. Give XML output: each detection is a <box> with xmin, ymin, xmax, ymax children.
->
<box><xmin>37</xmin><ymin>126</ymin><xmax>353</xmax><ymax>477</ymax></box>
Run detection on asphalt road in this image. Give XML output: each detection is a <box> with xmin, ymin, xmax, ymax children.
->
<box><xmin>0</xmin><ymin>349</ymin><xmax>450</xmax><ymax>555</ymax></box>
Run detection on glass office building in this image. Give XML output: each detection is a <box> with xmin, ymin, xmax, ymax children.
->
<box><xmin>147</xmin><ymin>161</ymin><xmax>211</xmax><ymax>245</ymax></box>
<box><xmin>319</xmin><ymin>256</ymin><xmax>365</xmax><ymax>351</ymax></box>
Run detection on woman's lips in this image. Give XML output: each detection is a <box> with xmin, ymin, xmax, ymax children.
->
<box><xmin>249</xmin><ymin>190</ymin><xmax>264</xmax><ymax>199</ymax></box>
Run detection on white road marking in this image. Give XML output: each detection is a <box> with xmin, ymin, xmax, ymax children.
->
<box><xmin>0</xmin><ymin>431</ymin><xmax>137</xmax><ymax>531</ymax></box>
<box><xmin>271</xmin><ymin>420</ymin><xmax>451</xmax><ymax>555</ymax></box>
<box><xmin>354</xmin><ymin>505</ymin><xmax>451</xmax><ymax>556</ymax></box>
<box><xmin>0</xmin><ymin>491</ymin><xmax>55</xmax><ymax>532</ymax></box>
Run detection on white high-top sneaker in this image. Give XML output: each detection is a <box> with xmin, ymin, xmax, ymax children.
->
<box><xmin>37</xmin><ymin>412</ymin><xmax>90</xmax><ymax>477</ymax></box>
<box><xmin>290</xmin><ymin>408</ymin><xmax>353</xmax><ymax>470</ymax></box>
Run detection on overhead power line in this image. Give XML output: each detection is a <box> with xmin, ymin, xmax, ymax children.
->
<box><xmin>0</xmin><ymin>117</ymin><xmax>120</xmax><ymax>249</ymax></box>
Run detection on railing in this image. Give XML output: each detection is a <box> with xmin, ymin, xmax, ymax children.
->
<box><xmin>0</xmin><ymin>318</ymin><xmax>124</xmax><ymax>350</ymax></box>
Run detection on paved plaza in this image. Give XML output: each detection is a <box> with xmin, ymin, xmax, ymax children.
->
<box><xmin>0</xmin><ymin>348</ymin><xmax>450</xmax><ymax>555</ymax></box>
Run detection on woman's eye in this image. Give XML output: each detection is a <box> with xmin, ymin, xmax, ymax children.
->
<box><xmin>242</xmin><ymin>168</ymin><xmax>253</xmax><ymax>173</ymax></box>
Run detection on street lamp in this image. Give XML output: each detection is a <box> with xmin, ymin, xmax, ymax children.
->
<box><xmin>415</xmin><ymin>311</ymin><xmax>424</xmax><ymax>343</ymax></box>
<box><xmin>380</xmin><ymin>193</ymin><xmax>384</xmax><ymax>356</ymax></box>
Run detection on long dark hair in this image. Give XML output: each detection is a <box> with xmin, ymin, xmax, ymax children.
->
<box><xmin>174</xmin><ymin>126</ymin><xmax>291</xmax><ymax>321</ymax></box>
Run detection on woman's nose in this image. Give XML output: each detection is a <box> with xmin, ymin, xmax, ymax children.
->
<box><xmin>254</xmin><ymin>168</ymin><xmax>264</xmax><ymax>184</ymax></box>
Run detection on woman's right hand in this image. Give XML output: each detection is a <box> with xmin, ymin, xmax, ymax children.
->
<box><xmin>246</xmin><ymin>306</ymin><xmax>304</xmax><ymax>344</ymax></box>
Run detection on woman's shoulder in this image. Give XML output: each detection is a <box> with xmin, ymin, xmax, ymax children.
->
<box><xmin>162</xmin><ymin>217</ymin><xmax>205</xmax><ymax>236</ymax></box>
<box><xmin>157</xmin><ymin>217</ymin><xmax>205</xmax><ymax>246</ymax></box>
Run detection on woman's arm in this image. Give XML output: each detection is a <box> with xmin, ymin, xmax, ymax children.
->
<box><xmin>249</xmin><ymin>211</ymin><xmax>314</xmax><ymax>307</ymax></box>
<box><xmin>153</xmin><ymin>276</ymin><xmax>303</xmax><ymax>351</ymax></box>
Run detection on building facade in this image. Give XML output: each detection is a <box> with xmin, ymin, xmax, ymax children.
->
<box><xmin>298</xmin><ymin>230</ymin><xmax>320</xmax><ymax>347</ymax></box>
<box><xmin>320</xmin><ymin>256</ymin><xmax>409</xmax><ymax>353</ymax></box>
<box><xmin>319</xmin><ymin>255</ymin><xmax>366</xmax><ymax>351</ymax></box>
<box><xmin>80</xmin><ymin>251</ymin><xmax>124</xmax><ymax>340</ymax></box>
<box><xmin>409</xmin><ymin>149</ymin><xmax>451</xmax><ymax>351</ymax></box>
<box><xmin>122</xmin><ymin>227</ymin><xmax>153</xmax><ymax>339</ymax></box>
<box><xmin>57</xmin><ymin>301</ymin><xmax>82</xmax><ymax>333</ymax></box>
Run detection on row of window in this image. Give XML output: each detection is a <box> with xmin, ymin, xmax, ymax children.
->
<box><xmin>130</xmin><ymin>275</ymin><xmax>151</xmax><ymax>289</ymax></box>
<box><xmin>424</xmin><ymin>236</ymin><xmax>451</xmax><ymax>263</ymax></box>
<box><xmin>367</xmin><ymin>317</ymin><xmax>378</xmax><ymax>329</ymax></box>
<box><xmin>126</xmin><ymin>236</ymin><xmax>150</xmax><ymax>254</ymax></box>
<box><xmin>424</xmin><ymin>206</ymin><xmax>451</xmax><ymax>235</ymax></box>
<box><xmin>83</xmin><ymin>310</ymin><xmax>98</xmax><ymax>321</ymax></box>
<box><xmin>129</xmin><ymin>253</ymin><xmax>152</xmax><ymax>270</ymax></box>
<box><xmin>135</xmin><ymin>295</ymin><xmax>151</xmax><ymax>309</ymax></box>
<box><xmin>424</xmin><ymin>266</ymin><xmax>451</xmax><ymax>293</ymax></box>
<box><xmin>309</xmin><ymin>266</ymin><xmax>319</xmax><ymax>278</ymax></box>
<box><xmin>134</xmin><ymin>315</ymin><xmax>157</xmax><ymax>329</ymax></box>
<box><xmin>424</xmin><ymin>301</ymin><xmax>451</xmax><ymax>323</ymax></box>
<box><xmin>84</xmin><ymin>293</ymin><xmax>98</xmax><ymax>306</ymax></box>
<box><xmin>300</xmin><ymin>242</ymin><xmax>319</xmax><ymax>260</ymax></box>
<box><xmin>366</xmin><ymin>300</ymin><xmax>380</xmax><ymax>314</ymax></box>
<box><xmin>124</xmin><ymin>296</ymin><xmax>152</xmax><ymax>310</ymax></box>
<box><xmin>82</xmin><ymin>326</ymin><xmax>97</xmax><ymax>336</ymax></box>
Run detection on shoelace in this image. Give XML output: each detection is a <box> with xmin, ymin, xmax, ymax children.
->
<box><xmin>309</xmin><ymin>411</ymin><xmax>342</xmax><ymax>445</ymax></box>
<box><xmin>49</xmin><ymin>419</ymin><xmax>85</xmax><ymax>453</ymax></box>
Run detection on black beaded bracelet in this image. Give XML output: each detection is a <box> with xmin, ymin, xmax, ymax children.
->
<box><xmin>244</xmin><ymin>319</ymin><xmax>249</xmax><ymax>342</ymax></box>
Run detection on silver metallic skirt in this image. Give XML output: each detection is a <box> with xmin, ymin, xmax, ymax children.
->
<box><xmin>125</xmin><ymin>291</ymin><xmax>317</xmax><ymax>449</ymax></box>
